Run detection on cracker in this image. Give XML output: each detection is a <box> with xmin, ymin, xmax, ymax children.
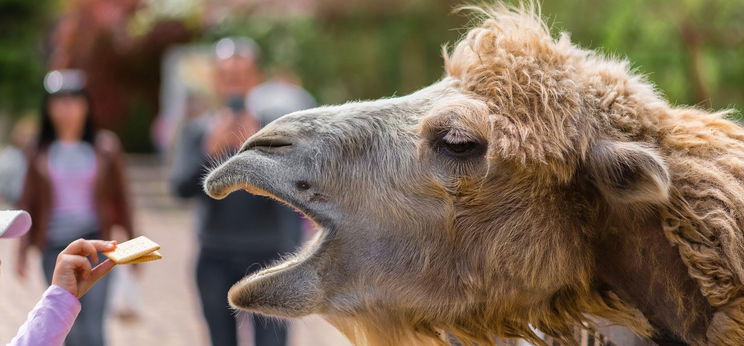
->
<box><xmin>120</xmin><ymin>250</ymin><xmax>162</xmax><ymax>264</ymax></box>
<box><xmin>104</xmin><ymin>236</ymin><xmax>160</xmax><ymax>264</ymax></box>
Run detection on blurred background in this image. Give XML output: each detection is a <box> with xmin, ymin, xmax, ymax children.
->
<box><xmin>0</xmin><ymin>0</ymin><xmax>742</xmax><ymax>346</ymax></box>
<box><xmin>0</xmin><ymin>0</ymin><xmax>741</xmax><ymax>151</ymax></box>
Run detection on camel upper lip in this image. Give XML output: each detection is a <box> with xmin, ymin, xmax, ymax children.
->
<box><xmin>206</xmin><ymin>140</ymin><xmax>335</xmax><ymax>231</ymax></box>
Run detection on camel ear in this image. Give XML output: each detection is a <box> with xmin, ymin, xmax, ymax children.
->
<box><xmin>586</xmin><ymin>140</ymin><xmax>670</xmax><ymax>205</ymax></box>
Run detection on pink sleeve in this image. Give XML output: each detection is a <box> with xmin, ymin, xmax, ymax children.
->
<box><xmin>7</xmin><ymin>285</ymin><xmax>81</xmax><ymax>346</ymax></box>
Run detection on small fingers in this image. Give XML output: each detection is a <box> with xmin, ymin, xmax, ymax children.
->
<box><xmin>60</xmin><ymin>254</ymin><xmax>93</xmax><ymax>277</ymax></box>
<box><xmin>61</xmin><ymin>239</ymin><xmax>88</xmax><ymax>254</ymax></box>
<box><xmin>88</xmin><ymin>240</ymin><xmax>117</xmax><ymax>256</ymax></box>
<box><xmin>60</xmin><ymin>239</ymin><xmax>117</xmax><ymax>264</ymax></box>
<box><xmin>61</xmin><ymin>240</ymin><xmax>99</xmax><ymax>264</ymax></box>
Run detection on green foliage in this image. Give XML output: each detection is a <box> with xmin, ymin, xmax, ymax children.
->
<box><xmin>1</xmin><ymin>0</ymin><xmax>743</xmax><ymax>122</ymax></box>
<box><xmin>209</xmin><ymin>1</ymin><xmax>465</xmax><ymax>104</ymax></box>
<box><xmin>212</xmin><ymin>0</ymin><xmax>744</xmax><ymax>114</ymax></box>
<box><xmin>540</xmin><ymin>0</ymin><xmax>744</xmax><ymax>114</ymax></box>
<box><xmin>0</xmin><ymin>0</ymin><xmax>54</xmax><ymax>115</ymax></box>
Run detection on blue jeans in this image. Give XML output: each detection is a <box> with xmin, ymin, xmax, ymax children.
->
<box><xmin>196</xmin><ymin>247</ymin><xmax>288</xmax><ymax>346</ymax></box>
<box><xmin>42</xmin><ymin>234</ymin><xmax>110</xmax><ymax>346</ymax></box>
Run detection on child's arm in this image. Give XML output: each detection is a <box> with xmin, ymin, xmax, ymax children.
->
<box><xmin>7</xmin><ymin>285</ymin><xmax>81</xmax><ymax>346</ymax></box>
<box><xmin>7</xmin><ymin>239</ymin><xmax>117</xmax><ymax>346</ymax></box>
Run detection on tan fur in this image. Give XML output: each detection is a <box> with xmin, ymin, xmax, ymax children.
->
<box><xmin>445</xmin><ymin>3</ymin><xmax>744</xmax><ymax>344</ymax></box>
<box><xmin>203</xmin><ymin>2</ymin><xmax>744</xmax><ymax>345</ymax></box>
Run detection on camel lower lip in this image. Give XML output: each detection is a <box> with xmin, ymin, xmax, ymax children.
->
<box><xmin>248</xmin><ymin>256</ymin><xmax>304</xmax><ymax>281</ymax></box>
<box><xmin>227</xmin><ymin>224</ymin><xmax>327</xmax><ymax>317</ymax></box>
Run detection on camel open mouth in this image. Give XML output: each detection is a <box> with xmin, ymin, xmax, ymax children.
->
<box><xmin>203</xmin><ymin>150</ymin><xmax>329</xmax><ymax>318</ymax></box>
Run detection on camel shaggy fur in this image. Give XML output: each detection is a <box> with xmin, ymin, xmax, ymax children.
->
<box><xmin>204</xmin><ymin>3</ymin><xmax>744</xmax><ymax>345</ymax></box>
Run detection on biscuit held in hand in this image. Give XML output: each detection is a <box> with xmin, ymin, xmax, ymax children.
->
<box><xmin>122</xmin><ymin>250</ymin><xmax>162</xmax><ymax>264</ymax></box>
<box><xmin>103</xmin><ymin>236</ymin><xmax>162</xmax><ymax>264</ymax></box>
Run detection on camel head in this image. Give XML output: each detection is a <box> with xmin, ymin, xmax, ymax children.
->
<box><xmin>203</xmin><ymin>4</ymin><xmax>744</xmax><ymax>345</ymax></box>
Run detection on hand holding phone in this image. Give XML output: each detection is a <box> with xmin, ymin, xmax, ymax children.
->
<box><xmin>226</xmin><ymin>94</ymin><xmax>246</xmax><ymax>117</ymax></box>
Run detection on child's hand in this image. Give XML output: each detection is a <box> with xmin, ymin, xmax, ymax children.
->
<box><xmin>52</xmin><ymin>239</ymin><xmax>118</xmax><ymax>298</ymax></box>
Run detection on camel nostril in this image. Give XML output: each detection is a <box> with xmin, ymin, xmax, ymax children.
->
<box><xmin>242</xmin><ymin>137</ymin><xmax>293</xmax><ymax>153</ymax></box>
<box><xmin>295</xmin><ymin>180</ymin><xmax>311</xmax><ymax>191</ymax></box>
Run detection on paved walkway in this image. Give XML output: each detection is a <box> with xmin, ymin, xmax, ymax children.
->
<box><xmin>0</xmin><ymin>155</ymin><xmax>350</xmax><ymax>346</ymax></box>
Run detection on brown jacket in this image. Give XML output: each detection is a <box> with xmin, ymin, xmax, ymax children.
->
<box><xmin>18</xmin><ymin>130</ymin><xmax>134</xmax><ymax>251</ymax></box>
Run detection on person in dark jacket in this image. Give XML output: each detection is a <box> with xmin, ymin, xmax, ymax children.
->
<box><xmin>17</xmin><ymin>69</ymin><xmax>135</xmax><ymax>346</ymax></box>
<box><xmin>169</xmin><ymin>37</ymin><xmax>303</xmax><ymax>346</ymax></box>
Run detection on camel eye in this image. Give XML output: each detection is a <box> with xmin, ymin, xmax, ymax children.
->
<box><xmin>437</xmin><ymin>137</ymin><xmax>485</xmax><ymax>158</ymax></box>
<box><xmin>445</xmin><ymin>141</ymin><xmax>476</xmax><ymax>154</ymax></box>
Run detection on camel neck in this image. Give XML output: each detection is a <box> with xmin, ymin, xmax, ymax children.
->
<box><xmin>593</xmin><ymin>212</ymin><xmax>713</xmax><ymax>345</ymax></box>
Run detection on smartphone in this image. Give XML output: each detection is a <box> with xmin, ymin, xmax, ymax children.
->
<box><xmin>226</xmin><ymin>94</ymin><xmax>246</xmax><ymax>116</ymax></box>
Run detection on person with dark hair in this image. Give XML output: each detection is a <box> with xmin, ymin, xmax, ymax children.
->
<box><xmin>16</xmin><ymin>69</ymin><xmax>135</xmax><ymax>346</ymax></box>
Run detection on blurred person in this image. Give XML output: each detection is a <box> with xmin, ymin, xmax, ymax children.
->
<box><xmin>2</xmin><ymin>210</ymin><xmax>118</xmax><ymax>346</ymax></box>
<box><xmin>169</xmin><ymin>38</ymin><xmax>301</xmax><ymax>346</ymax></box>
<box><xmin>16</xmin><ymin>70</ymin><xmax>135</xmax><ymax>346</ymax></box>
<box><xmin>247</xmin><ymin>69</ymin><xmax>317</xmax><ymax>240</ymax></box>
<box><xmin>247</xmin><ymin>68</ymin><xmax>316</xmax><ymax>127</ymax></box>
<box><xmin>0</xmin><ymin>118</ymin><xmax>37</xmax><ymax>205</ymax></box>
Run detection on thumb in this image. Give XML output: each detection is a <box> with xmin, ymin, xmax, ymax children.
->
<box><xmin>77</xmin><ymin>259</ymin><xmax>116</xmax><ymax>298</ymax></box>
<box><xmin>89</xmin><ymin>259</ymin><xmax>116</xmax><ymax>283</ymax></box>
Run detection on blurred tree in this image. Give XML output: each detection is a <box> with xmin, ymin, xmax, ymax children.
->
<box><xmin>0</xmin><ymin>0</ymin><xmax>195</xmax><ymax>152</ymax></box>
<box><xmin>541</xmin><ymin>0</ymin><xmax>744</xmax><ymax>111</ymax></box>
<box><xmin>0</xmin><ymin>0</ymin><xmax>54</xmax><ymax>116</ymax></box>
<box><xmin>210</xmin><ymin>0</ymin><xmax>464</xmax><ymax>104</ymax></box>
<box><xmin>1</xmin><ymin>0</ymin><xmax>742</xmax><ymax>151</ymax></box>
<box><xmin>204</xmin><ymin>0</ymin><xmax>743</xmax><ymax>116</ymax></box>
<box><xmin>48</xmin><ymin>0</ymin><xmax>194</xmax><ymax>150</ymax></box>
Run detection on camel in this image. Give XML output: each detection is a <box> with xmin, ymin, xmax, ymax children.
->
<box><xmin>203</xmin><ymin>3</ymin><xmax>744</xmax><ymax>345</ymax></box>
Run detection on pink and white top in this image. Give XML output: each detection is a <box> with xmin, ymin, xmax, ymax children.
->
<box><xmin>46</xmin><ymin>141</ymin><xmax>99</xmax><ymax>245</ymax></box>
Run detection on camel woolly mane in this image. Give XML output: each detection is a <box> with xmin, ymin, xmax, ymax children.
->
<box><xmin>445</xmin><ymin>2</ymin><xmax>744</xmax><ymax>344</ymax></box>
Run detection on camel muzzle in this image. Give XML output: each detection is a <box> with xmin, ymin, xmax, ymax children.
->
<box><xmin>203</xmin><ymin>160</ymin><xmax>243</xmax><ymax>200</ymax></box>
<box><xmin>203</xmin><ymin>149</ymin><xmax>286</xmax><ymax>200</ymax></box>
